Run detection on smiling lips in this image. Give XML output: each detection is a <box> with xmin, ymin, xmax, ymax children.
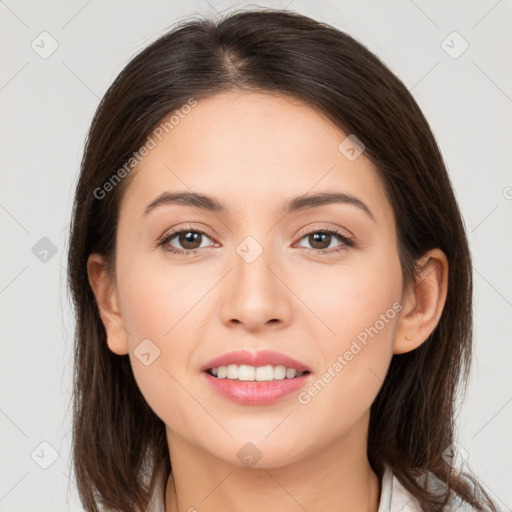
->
<box><xmin>201</xmin><ymin>349</ymin><xmax>313</xmax><ymax>405</ymax></box>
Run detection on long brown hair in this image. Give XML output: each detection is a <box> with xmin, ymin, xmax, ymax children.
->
<box><xmin>67</xmin><ymin>8</ymin><xmax>498</xmax><ymax>511</ymax></box>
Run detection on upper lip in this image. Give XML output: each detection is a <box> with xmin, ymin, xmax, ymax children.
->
<box><xmin>201</xmin><ymin>349</ymin><xmax>311</xmax><ymax>373</ymax></box>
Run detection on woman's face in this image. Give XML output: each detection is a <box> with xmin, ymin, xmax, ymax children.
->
<box><xmin>104</xmin><ymin>91</ymin><xmax>405</xmax><ymax>467</ymax></box>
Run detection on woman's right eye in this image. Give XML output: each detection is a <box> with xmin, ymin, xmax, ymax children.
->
<box><xmin>158</xmin><ymin>228</ymin><xmax>215</xmax><ymax>255</ymax></box>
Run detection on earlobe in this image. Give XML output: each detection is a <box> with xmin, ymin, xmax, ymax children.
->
<box><xmin>87</xmin><ymin>253</ymin><xmax>129</xmax><ymax>356</ymax></box>
<box><xmin>394</xmin><ymin>249</ymin><xmax>449</xmax><ymax>354</ymax></box>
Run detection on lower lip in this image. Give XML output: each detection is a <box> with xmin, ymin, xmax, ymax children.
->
<box><xmin>202</xmin><ymin>371</ymin><xmax>311</xmax><ymax>405</ymax></box>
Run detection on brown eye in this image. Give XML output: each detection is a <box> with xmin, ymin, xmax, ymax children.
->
<box><xmin>159</xmin><ymin>228</ymin><xmax>215</xmax><ymax>255</ymax></box>
<box><xmin>176</xmin><ymin>231</ymin><xmax>203</xmax><ymax>250</ymax></box>
<box><xmin>307</xmin><ymin>232</ymin><xmax>334</xmax><ymax>250</ymax></box>
<box><xmin>296</xmin><ymin>228</ymin><xmax>354</xmax><ymax>254</ymax></box>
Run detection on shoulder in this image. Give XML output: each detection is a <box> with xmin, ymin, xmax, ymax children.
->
<box><xmin>379</xmin><ymin>466</ymin><xmax>479</xmax><ymax>512</ymax></box>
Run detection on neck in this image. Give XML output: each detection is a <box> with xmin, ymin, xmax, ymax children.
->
<box><xmin>164</xmin><ymin>415</ymin><xmax>381</xmax><ymax>512</ymax></box>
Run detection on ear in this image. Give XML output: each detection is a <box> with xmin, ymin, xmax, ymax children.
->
<box><xmin>87</xmin><ymin>253</ymin><xmax>129</xmax><ymax>355</ymax></box>
<box><xmin>394</xmin><ymin>248</ymin><xmax>449</xmax><ymax>354</ymax></box>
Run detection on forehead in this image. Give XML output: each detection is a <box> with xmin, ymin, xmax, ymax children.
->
<box><xmin>120</xmin><ymin>91</ymin><xmax>394</xmax><ymax>229</ymax></box>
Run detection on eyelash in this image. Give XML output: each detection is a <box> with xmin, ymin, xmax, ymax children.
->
<box><xmin>157</xmin><ymin>225</ymin><xmax>356</xmax><ymax>257</ymax></box>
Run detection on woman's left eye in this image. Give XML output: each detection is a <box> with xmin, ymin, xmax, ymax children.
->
<box><xmin>158</xmin><ymin>227</ymin><xmax>355</xmax><ymax>256</ymax></box>
<box><xmin>294</xmin><ymin>228</ymin><xmax>355</xmax><ymax>255</ymax></box>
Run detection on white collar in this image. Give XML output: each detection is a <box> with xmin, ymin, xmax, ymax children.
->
<box><xmin>378</xmin><ymin>465</ymin><xmax>422</xmax><ymax>511</ymax></box>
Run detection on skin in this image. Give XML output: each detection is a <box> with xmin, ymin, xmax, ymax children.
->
<box><xmin>88</xmin><ymin>90</ymin><xmax>448</xmax><ymax>512</ymax></box>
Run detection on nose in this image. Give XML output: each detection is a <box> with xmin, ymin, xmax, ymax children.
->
<box><xmin>219</xmin><ymin>240</ymin><xmax>294</xmax><ymax>332</ymax></box>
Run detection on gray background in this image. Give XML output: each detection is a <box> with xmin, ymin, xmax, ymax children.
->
<box><xmin>1</xmin><ymin>0</ymin><xmax>511</xmax><ymax>510</ymax></box>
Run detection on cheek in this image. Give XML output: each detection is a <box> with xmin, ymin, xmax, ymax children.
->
<box><xmin>292</xmin><ymin>302</ymin><xmax>398</xmax><ymax>452</ymax></box>
<box><xmin>302</xmin><ymin>251</ymin><xmax>402</xmax><ymax>345</ymax></box>
<box><xmin>115</xmin><ymin>255</ymin><xmax>213</xmax><ymax>424</ymax></box>
<box><xmin>296</xmin><ymin>254</ymin><xmax>401</xmax><ymax>414</ymax></box>
<box><xmin>117</xmin><ymin>253</ymin><xmax>208</xmax><ymax>343</ymax></box>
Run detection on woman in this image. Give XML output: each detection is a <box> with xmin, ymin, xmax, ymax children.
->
<box><xmin>67</xmin><ymin>8</ymin><xmax>498</xmax><ymax>512</ymax></box>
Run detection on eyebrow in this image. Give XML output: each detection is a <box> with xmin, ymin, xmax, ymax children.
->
<box><xmin>143</xmin><ymin>191</ymin><xmax>376</xmax><ymax>222</ymax></box>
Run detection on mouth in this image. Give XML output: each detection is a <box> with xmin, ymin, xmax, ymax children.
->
<box><xmin>200</xmin><ymin>349</ymin><xmax>313</xmax><ymax>405</ymax></box>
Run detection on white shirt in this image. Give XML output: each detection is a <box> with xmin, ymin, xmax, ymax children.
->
<box><xmin>147</xmin><ymin>465</ymin><xmax>476</xmax><ymax>511</ymax></box>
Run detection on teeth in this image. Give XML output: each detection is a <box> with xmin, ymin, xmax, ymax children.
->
<box><xmin>285</xmin><ymin>367</ymin><xmax>298</xmax><ymax>379</ymax></box>
<box><xmin>209</xmin><ymin>364</ymin><xmax>306</xmax><ymax>381</ymax></box>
